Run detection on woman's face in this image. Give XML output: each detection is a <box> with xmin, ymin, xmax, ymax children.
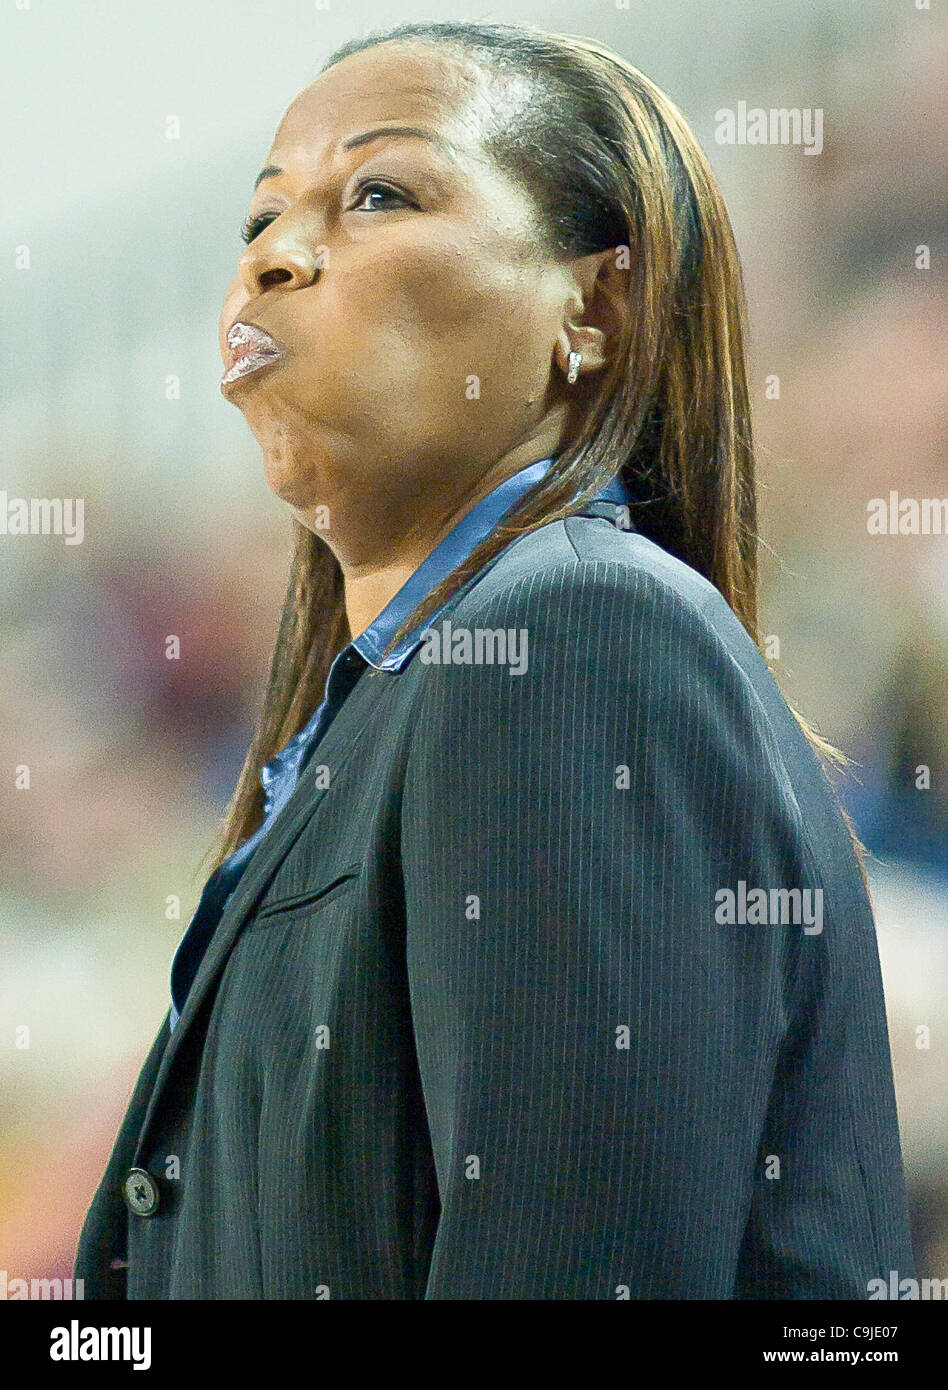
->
<box><xmin>218</xmin><ymin>42</ymin><xmax>587</xmax><ymax>555</ymax></box>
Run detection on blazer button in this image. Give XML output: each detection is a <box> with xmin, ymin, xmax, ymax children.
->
<box><xmin>123</xmin><ymin>1167</ymin><xmax>160</xmax><ymax>1217</ymax></box>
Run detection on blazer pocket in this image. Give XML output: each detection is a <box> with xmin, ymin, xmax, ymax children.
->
<box><xmin>251</xmin><ymin>862</ymin><xmax>364</xmax><ymax>925</ymax></box>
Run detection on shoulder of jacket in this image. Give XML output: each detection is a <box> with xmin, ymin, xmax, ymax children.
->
<box><xmin>441</xmin><ymin>512</ymin><xmax>777</xmax><ymax>705</ymax></box>
<box><xmin>424</xmin><ymin>516</ymin><xmax>812</xmax><ymax>832</ymax></box>
<box><xmin>451</xmin><ymin>513</ymin><xmax>728</xmax><ymax>633</ymax></box>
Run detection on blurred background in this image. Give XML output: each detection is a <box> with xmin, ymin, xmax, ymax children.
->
<box><xmin>1</xmin><ymin>0</ymin><xmax>945</xmax><ymax>1290</ymax></box>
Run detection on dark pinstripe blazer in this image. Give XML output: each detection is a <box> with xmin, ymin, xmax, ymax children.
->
<box><xmin>74</xmin><ymin>507</ymin><xmax>915</xmax><ymax>1298</ymax></box>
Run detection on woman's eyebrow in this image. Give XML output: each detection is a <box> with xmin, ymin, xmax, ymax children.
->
<box><xmin>253</xmin><ymin>126</ymin><xmax>458</xmax><ymax>192</ymax></box>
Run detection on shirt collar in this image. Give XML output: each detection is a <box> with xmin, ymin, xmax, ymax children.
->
<box><xmin>352</xmin><ymin>456</ymin><xmax>632</xmax><ymax>672</ymax></box>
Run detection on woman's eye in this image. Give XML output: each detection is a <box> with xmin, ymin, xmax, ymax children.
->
<box><xmin>349</xmin><ymin>180</ymin><xmax>413</xmax><ymax>212</ymax></box>
<box><xmin>240</xmin><ymin>213</ymin><xmax>277</xmax><ymax>245</ymax></box>
<box><xmin>240</xmin><ymin>181</ymin><xmax>414</xmax><ymax>243</ymax></box>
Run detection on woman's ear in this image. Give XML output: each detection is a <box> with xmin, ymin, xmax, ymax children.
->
<box><xmin>553</xmin><ymin>246</ymin><xmax>632</xmax><ymax>380</ymax></box>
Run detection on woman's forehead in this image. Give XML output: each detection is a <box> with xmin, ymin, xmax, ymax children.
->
<box><xmin>270</xmin><ymin>44</ymin><xmax>513</xmax><ymax>164</ymax></box>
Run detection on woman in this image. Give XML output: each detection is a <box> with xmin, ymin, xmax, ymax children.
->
<box><xmin>75</xmin><ymin>20</ymin><xmax>915</xmax><ymax>1299</ymax></box>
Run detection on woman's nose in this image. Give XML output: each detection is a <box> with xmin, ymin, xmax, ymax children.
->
<box><xmin>238</xmin><ymin>241</ymin><xmax>319</xmax><ymax>296</ymax></box>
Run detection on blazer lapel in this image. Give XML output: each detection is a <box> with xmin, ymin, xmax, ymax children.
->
<box><xmin>133</xmin><ymin>668</ymin><xmax>390</xmax><ymax>1159</ymax></box>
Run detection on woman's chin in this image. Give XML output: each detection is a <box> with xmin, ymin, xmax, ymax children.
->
<box><xmin>262</xmin><ymin>472</ymin><xmax>316</xmax><ymax>509</ymax></box>
<box><xmin>260</xmin><ymin>457</ymin><xmax>327</xmax><ymax>512</ymax></box>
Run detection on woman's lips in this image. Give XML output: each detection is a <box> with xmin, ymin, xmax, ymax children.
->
<box><xmin>221</xmin><ymin>321</ymin><xmax>287</xmax><ymax>387</ymax></box>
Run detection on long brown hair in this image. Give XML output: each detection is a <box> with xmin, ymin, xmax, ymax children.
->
<box><xmin>205</xmin><ymin>20</ymin><xmax>856</xmax><ymax>874</ymax></box>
